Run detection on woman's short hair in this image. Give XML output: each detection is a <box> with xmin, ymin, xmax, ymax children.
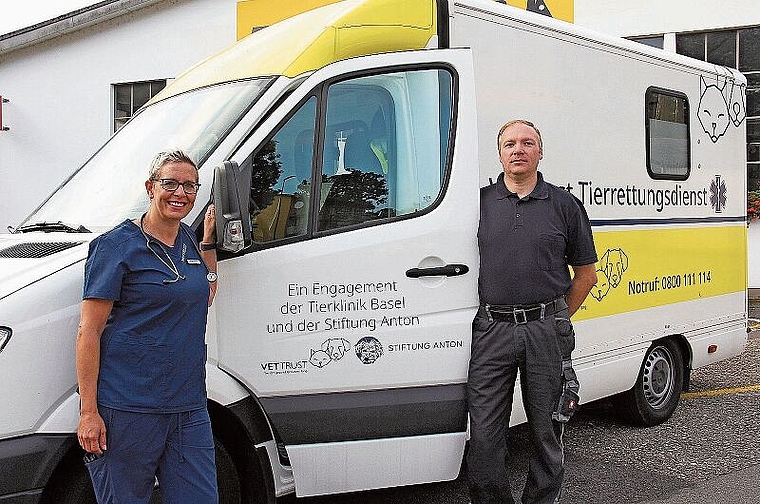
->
<box><xmin>147</xmin><ymin>149</ymin><xmax>197</xmax><ymax>180</ymax></box>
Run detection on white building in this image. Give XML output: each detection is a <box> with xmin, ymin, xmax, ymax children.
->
<box><xmin>0</xmin><ymin>0</ymin><xmax>237</xmax><ymax>231</ymax></box>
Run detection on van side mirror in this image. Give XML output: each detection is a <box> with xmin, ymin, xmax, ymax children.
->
<box><xmin>213</xmin><ymin>160</ymin><xmax>253</xmax><ymax>253</ymax></box>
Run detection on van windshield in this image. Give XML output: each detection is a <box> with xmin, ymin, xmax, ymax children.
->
<box><xmin>20</xmin><ymin>78</ymin><xmax>272</xmax><ymax>233</ymax></box>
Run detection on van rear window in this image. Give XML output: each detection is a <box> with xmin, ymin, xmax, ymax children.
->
<box><xmin>646</xmin><ymin>87</ymin><xmax>690</xmax><ymax>180</ymax></box>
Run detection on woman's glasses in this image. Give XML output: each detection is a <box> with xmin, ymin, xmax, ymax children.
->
<box><xmin>152</xmin><ymin>178</ymin><xmax>201</xmax><ymax>194</ymax></box>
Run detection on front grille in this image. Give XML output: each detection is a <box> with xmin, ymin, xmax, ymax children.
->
<box><xmin>0</xmin><ymin>241</ymin><xmax>85</xmax><ymax>259</ymax></box>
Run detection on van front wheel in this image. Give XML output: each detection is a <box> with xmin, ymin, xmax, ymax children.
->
<box><xmin>613</xmin><ymin>339</ymin><xmax>684</xmax><ymax>426</ymax></box>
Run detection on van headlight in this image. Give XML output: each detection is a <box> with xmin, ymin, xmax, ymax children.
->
<box><xmin>0</xmin><ymin>327</ymin><xmax>11</xmax><ymax>353</ymax></box>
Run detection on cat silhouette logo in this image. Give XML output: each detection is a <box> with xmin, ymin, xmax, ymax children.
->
<box><xmin>591</xmin><ymin>248</ymin><xmax>629</xmax><ymax>302</ymax></box>
<box><xmin>309</xmin><ymin>338</ymin><xmax>352</xmax><ymax>368</ymax></box>
<box><xmin>698</xmin><ymin>68</ymin><xmax>747</xmax><ymax>143</ymax></box>
<box><xmin>355</xmin><ymin>336</ymin><xmax>383</xmax><ymax>364</ymax></box>
<box><xmin>309</xmin><ymin>348</ymin><xmax>331</xmax><ymax>368</ymax></box>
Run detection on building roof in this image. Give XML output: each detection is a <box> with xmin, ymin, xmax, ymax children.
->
<box><xmin>0</xmin><ymin>0</ymin><xmax>162</xmax><ymax>55</ymax></box>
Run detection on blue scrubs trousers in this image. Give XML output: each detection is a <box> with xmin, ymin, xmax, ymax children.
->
<box><xmin>85</xmin><ymin>406</ymin><xmax>218</xmax><ymax>504</ymax></box>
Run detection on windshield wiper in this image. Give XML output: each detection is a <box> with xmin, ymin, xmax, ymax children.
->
<box><xmin>13</xmin><ymin>221</ymin><xmax>91</xmax><ymax>234</ymax></box>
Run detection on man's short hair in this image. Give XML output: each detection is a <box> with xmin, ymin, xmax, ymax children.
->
<box><xmin>497</xmin><ymin>119</ymin><xmax>543</xmax><ymax>153</ymax></box>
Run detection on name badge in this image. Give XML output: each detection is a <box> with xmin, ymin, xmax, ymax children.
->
<box><xmin>187</xmin><ymin>259</ymin><xmax>202</xmax><ymax>265</ymax></box>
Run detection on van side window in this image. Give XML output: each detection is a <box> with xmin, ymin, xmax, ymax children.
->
<box><xmin>646</xmin><ymin>88</ymin><xmax>690</xmax><ymax>179</ymax></box>
<box><xmin>317</xmin><ymin>69</ymin><xmax>453</xmax><ymax>231</ymax></box>
<box><xmin>249</xmin><ymin>97</ymin><xmax>316</xmax><ymax>243</ymax></box>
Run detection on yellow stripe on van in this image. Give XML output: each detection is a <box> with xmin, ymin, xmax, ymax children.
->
<box><xmin>574</xmin><ymin>224</ymin><xmax>747</xmax><ymax>321</ymax></box>
<box><xmin>155</xmin><ymin>0</ymin><xmax>437</xmax><ymax>102</ymax></box>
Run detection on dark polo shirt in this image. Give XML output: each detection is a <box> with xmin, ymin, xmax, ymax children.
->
<box><xmin>478</xmin><ymin>171</ymin><xmax>597</xmax><ymax>306</ymax></box>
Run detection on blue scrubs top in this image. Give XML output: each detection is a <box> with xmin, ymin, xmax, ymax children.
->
<box><xmin>84</xmin><ymin>219</ymin><xmax>209</xmax><ymax>413</ymax></box>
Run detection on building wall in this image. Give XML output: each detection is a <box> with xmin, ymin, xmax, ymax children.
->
<box><xmin>0</xmin><ymin>0</ymin><xmax>237</xmax><ymax>231</ymax></box>
<box><xmin>574</xmin><ymin>0</ymin><xmax>760</xmax><ymax>37</ymax></box>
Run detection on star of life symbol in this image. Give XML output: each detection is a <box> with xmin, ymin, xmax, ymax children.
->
<box><xmin>709</xmin><ymin>175</ymin><xmax>727</xmax><ymax>214</ymax></box>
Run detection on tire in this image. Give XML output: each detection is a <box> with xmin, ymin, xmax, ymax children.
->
<box><xmin>215</xmin><ymin>436</ymin><xmax>243</xmax><ymax>504</ymax></box>
<box><xmin>40</xmin><ymin>454</ymin><xmax>97</xmax><ymax>504</ymax></box>
<box><xmin>612</xmin><ymin>339</ymin><xmax>684</xmax><ymax>426</ymax></box>
<box><xmin>42</xmin><ymin>437</ymin><xmax>240</xmax><ymax>503</ymax></box>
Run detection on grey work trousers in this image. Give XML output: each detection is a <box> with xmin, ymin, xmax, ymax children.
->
<box><xmin>467</xmin><ymin>306</ymin><xmax>573</xmax><ymax>504</ymax></box>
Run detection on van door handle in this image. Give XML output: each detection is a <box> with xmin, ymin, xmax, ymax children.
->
<box><xmin>406</xmin><ymin>264</ymin><xmax>469</xmax><ymax>278</ymax></box>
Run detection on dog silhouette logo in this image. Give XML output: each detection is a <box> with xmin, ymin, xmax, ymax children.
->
<box><xmin>592</xmin><ymin>248</ymin><xmax>629</xmax><ymax>302</ymax></box>
<box><xmin>308</xmin><ymin>338</ymin><xmax>352</xmax><ymax>368</ymax></box>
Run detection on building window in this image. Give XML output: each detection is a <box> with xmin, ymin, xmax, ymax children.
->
<box><xmin>676</xmin><ymin>32</ymin><xmax>705</xmax><ymax>61</ymax></box>
<box><xmin>747</xmin><ymin>74</ymin><xmax>760</xmax><ymax>121</ymax></box>
<box><xmin>740</xmin><ymin>27</ymin><xmax>760</xmax><ymax>72</ymax></box>
<box><xmin>631</xmin><ymin>36</ymin><xmax>664</xmax><ymax>49</ymax></box>
<box><xmin>750</xmin><ymin>118</ymin><xmax>760</xmax><ymax>191</ymax></box>
<box><xmin>646</xmin><ymin>88</ymin><xmax>690</xmax><ymax>180</ymax></box>
<box><xmin>676</xmin><ymin>30</ymin><xmax>738</xmax><ymax>68</ymax></box>
<box><xmin>706</xmin><ymin>31</ymin><xmax>737</xmax><ymax>67</ymax></box>
<box><xmin>113</xmin><ymin>80</ymin><xmax>167</xmax><ymax>132</ymax></box>
<box><xmin>740</xmin><ymin>28</ymin><xmax>760</xmax><ymax>193</ymax></box>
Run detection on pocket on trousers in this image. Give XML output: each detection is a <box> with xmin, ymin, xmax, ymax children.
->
<box><xmin>472</xmin><ymin>311</ymin><xmax>492</xmax><ymax>334</ymax></box>
<box><xmin>182</xmin><ymin>409</ymin><xmax>215</xmax><ymax>449</ymax></box>
<box><xmin>85</xmin><ymin>453</ymin><xmax>115</xmax><ymax>502</ymax></box>
<box><xmin>554</xmin><ymin>314</ymin><xmax>576</xmax><ymax>357</ymax></box>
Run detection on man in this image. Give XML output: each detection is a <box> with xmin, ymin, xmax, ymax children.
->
<box><xmin>468</xmin><ymin>120</ymin><xmax>598</xmax><ymax>504</ymax></box>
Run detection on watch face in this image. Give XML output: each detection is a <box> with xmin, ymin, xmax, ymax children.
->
<box><xmin>207</xmin><ymin>272</ymin><xmax>218</xmax><ymax>283</ymax></box>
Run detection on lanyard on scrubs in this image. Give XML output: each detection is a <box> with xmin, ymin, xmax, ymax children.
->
<box><xmin>139</xmin><ymin>214</ymin><xmax>217</xmax><ymax>284</ymax></box>
<box><xmin>139</xmin><ymin>214</ymin><xmax>187</xmax><ymax>284</ymax></box>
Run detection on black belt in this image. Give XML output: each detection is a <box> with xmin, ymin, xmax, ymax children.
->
<box><xmin>481</xmin><ymin>297</ymin><xmax>567</xmax><ymax>324</ymax></box>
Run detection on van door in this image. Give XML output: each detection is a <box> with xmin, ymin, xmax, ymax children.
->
<box><xmin>216</xmin><ymin>49</ymin><xmax>479</xmax><ymax>495</ymax></box>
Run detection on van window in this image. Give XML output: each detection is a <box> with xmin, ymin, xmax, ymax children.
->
<box><xmin>318</xmin><ymin>69</ymin><xmax>453</xmax><ymax>231</ymax></box>
<box><xmin>250</xmin><ymin>97</ymin><xmax>316</xmax><ymax>243</ymax></box>
<box><xmin>247</xmin><ymin>68</ymin><xmax>454</xmax><ymax>244</ymax></box>
<box><xmin>646</xmin><ymin>88</ymin><xmax>690</xmax><ymax>179</ymax></box>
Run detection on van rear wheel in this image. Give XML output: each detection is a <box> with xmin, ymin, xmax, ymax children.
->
<box><xmin>612</xmin><ymin>339</ymin><xmax>684</xmax><ymax>426</ymax></box>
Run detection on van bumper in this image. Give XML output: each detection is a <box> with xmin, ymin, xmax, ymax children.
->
<box><xmin>0</xmin><ymin>434</ymin><xmax>74</xmax><ymax>503</ymax></box>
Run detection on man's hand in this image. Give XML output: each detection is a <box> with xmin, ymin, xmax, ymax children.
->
<box><xmin>567</xmin><ymin>263</ymin><xmax>598</xmax><ymax>317</ymax></box>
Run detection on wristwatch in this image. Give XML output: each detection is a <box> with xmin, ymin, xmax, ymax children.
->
<box><xmin>200</xmin><ymin>242</ymin><xmax>216</xmax><ymax>251</ymax></box>
<box><xmin>206</xmin><ymin>271</ymin><xmax>218</xmax><ymax>283</ymax></box>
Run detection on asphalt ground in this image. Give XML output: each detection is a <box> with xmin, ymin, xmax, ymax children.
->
<box><xmin>286</xmin><ymin>303</ymin><xmax>760</xmax><ymax>504</ymax></box>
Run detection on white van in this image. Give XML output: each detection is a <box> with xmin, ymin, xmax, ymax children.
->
<box><xmin>0</xmin><ymin>0</ymin><xmax>748</xmax><ymax>502</ymax></box>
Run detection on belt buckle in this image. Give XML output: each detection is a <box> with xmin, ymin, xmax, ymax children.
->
<box><xmin>513</xmin><ymin>308</ymin><xmax>528</xmax><ymax>324</ymax></box>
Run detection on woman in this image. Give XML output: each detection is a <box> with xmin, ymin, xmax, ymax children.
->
<box><xmin>76</xmin><ymin>149</ymin><xmax>219</xmax><ymax>503</ymax></box>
